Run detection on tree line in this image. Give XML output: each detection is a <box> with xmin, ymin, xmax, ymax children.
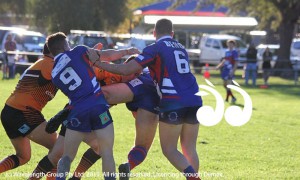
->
<box><xmin>1</xmin><ymin>0</ymin><xmax>299</xmax><ymax>73</ymax></box>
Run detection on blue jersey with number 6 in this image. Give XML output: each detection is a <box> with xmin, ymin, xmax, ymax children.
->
<box><xmin>51</xmin><ymin>46</ymin><xmax>107</xmax><ymax>112</ymax></box>
<box><xmin>134</xmin><ymin>36</ymin><xmax>202</xmax><ymax>112</ymax></box>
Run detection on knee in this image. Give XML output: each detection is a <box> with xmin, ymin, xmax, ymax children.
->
<box><xmin>161</xmin><ymin>145</ymin><xmax>176</xmax><ymax>158</ymax></box>
<box><xmin>48</xmin><ymin>150</ymin><xmax>63</xmax><ymax>165</ymax></box>
<box><xmin>16</xmin><ymin>153</ymin><xmax>31</xmax><ymax>165</ymax></box>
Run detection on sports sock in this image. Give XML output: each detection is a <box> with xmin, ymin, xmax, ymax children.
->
<box><xmin>128</xmin><ymin>146</ymin><xmax>147</xmax><ymax>170</ymax></box>
<box><xmin>0</xmin><ymin>155</ymin><xmax>20</xmax><ymax>173</ymax></box>
<box><xmin>45</xmin><ymin>168</ymin><xmax>57</xmax><ymax>180</ymax></box>
<box><xmin>183</xmin><ymin>165</ymin><xmax>200</xmax><ymax>180</ymax></box>
<box><xmin>29</xmin><ymin>155</ymin><xmax>54</xmax><ymax>180</ymax></box>
<box><xmin>71</xmin><ymin>148</ymin><xmax>101</xmax><ymax>179</ymax></box>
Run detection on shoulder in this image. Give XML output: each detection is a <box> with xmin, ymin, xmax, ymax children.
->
<box><xmin>72</xmin><ymin>45</ymin><xmax>88</xmax><ymax>52</ymax></box>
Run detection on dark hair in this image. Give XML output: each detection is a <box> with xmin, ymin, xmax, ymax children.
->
<box><xmin>42</xmin><ymin>44</ymin><xmax>50</xmax><ymax>55</ymax></box>
<box><xmin>155</xmin><ymin>18</ymin><xmax>173</xmax><ymax>36</ymax></box>
<box><xmin>46</xmin><ymin>32</ymin><xmax>67</xmax><ymax>56</ymax></box>
<box><xmin>227</xmin><ymin>39</ymin><xmax>236</xmax><ymax>45</ymax></box>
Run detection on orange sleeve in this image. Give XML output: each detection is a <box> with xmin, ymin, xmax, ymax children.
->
<box><xmin>41</xmin><ymin>56</ymin><xmax>54</xmax><ymax>80</ymax></box>
<box><xmin>93</xmin><ymin>66</ymin><xmax>122</xmax><ymax>85</ymax></box>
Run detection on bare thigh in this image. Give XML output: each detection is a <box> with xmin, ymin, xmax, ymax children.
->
<box><xmin>27</xmin><ymin>121</ymin><xmax>57</xmax><ymax>150</ymax></box>
<box><xmin>102</xmin><ymin>83</ymin><xmax>133</xmax><ymax>104</ymax></box>
<box><xmin>135</xmin><ymin>108</ymin><xmax>158</xmax><ymax>150</ymax></box>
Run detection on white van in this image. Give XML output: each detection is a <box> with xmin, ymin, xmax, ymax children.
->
<box><xmin>290</xmin><ymin>38</ymin><xmax>300</xmax><ymax>60</ymax></box>
<box><xmin>0</xmin><ymin>27</ymin><xmax>46</xmax><ymax>64</ymax></box>
<box><xmin>199</xmin><ymin>34</ymin><xmax>247</xmax><ymax>66</ymax></box>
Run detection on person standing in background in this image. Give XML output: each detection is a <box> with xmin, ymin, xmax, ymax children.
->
<box><xmin>262</xmin><ymin>47</ymin><xmax>272</xmax><ymax>86</ymax></box>
<box><xmin>245</xmin><ymin>44</ymin><xmax>258</xmax><ymax>86</ymax></box>
<box><xmin>4</xmin><ymin>34</ymin><xmax>17</xmax><ymax>79</ymax></box>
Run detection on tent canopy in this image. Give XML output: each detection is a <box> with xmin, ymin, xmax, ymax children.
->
<box><xmin>134</xmin><ymin>0</ymin><xmax>228</xmax><ymax>17</ymax></box>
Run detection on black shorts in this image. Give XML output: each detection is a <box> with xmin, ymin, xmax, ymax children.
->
<box><xmin>58</xmin><ymin>120</ymin><xmax>68</xmax><ymax>137</ymax></box>
<box><xmin>159</xmin><ymin>106</ymin><xmax>201</xmax><ymax>125</ymax></box>
<box><xmin>1</xmin><ymin>104</ymin><xmax>46</xmax><ymax>139</ymax></box>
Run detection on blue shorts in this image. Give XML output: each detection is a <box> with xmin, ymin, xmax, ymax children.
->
<box><xmin>221</xmin><ymin>69</ymin><xmax>233</xmax><ymax>81</ymax></box>
<box><xmin>66</xmin><ymin>104</ymin><xmax>112</xmax><ymax>132</ymax></box>
<box><xmin>125</xmin><ymin>75</ymin><xmax>160</xmax><ymax>114</ymax></box>
<box><xmin>159</xmin><ymin>106</ymin><xmax>201</xmax><ymax>125</ymax></box>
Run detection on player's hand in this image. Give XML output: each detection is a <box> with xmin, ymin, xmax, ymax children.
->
<box><xmin>45</xmin><ymin>108</ymin><xmax>70</xmax><ymax>134</ymax></box>
<box><xmin>94</xmin><ymin>43</ymin><xmax>103</xmax><ymax>50</ymax></box>
<box><xmin>126</xmin><ymin>47</ymin><xmax>140</xmax><ymax>55</ymax></box>
<box><xmin>87</xmin><ymin>48</ymin><xmax>101</xmax><ymax>64</ymax></box>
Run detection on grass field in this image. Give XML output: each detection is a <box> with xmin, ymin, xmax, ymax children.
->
<box><xmin>0</xmin><ymin>70</ymin><xmax>299</xmax><ymax>179</ymax></box>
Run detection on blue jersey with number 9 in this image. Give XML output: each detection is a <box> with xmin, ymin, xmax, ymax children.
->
<box><xmin>134</xmin><ymin>36</ymin><xmax>202</xmax><ymax>112</ymax></box>
<box><xmin>51</xmin><ymin>46</ymin><xmax>107</xmax><ymax>111</ymax></box>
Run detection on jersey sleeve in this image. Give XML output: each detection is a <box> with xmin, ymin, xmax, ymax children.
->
<box><xmin>134</xmin><ymin>44</ymin><xmax>157</xmax><ymax>68</ymax></box>
<box><xmin>233</xmin><ymin>50</ymin><xmax>239</xmax><ymax>60</ymax></box>
<box><xmin>41</xmin><ymin>57</ymin><xmax>54</xmax><ymax>80</ymax></box>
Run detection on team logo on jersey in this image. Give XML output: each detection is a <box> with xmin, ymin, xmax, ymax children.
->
<box><xmin>99</xmin><ymin>111</ymin><xmax>110</xmax><ymax>125</ymax></box>
<box><xmin>168</xmin><ymin>112</ymin><xmax>178</xmax><ymax>122</ymax></box>
<box><xmin>70</xmin><ymin>118</ymin><xmax>81</xmax><ymax>127</ymax></box>
<box><xmin>195</xmin><ymin>79</ymin><xmax>252</xmax><ymax>127</ymax></box>
<box><xmin>129</xmin><ymin>78</ymin><xmax>143</xmax><ymax>87</ymax></box>
<box><xmin>18</xmin><ymin>124</ymin><xmax>30</xmax><ymax>134</ymax></box>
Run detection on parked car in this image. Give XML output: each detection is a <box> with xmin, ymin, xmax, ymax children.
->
<box><xmin>68</xmin><ymin>30</ymin><xmax>114</xmax><ymax>49</ymax></box>
<box><xmin>290</xmin><ymin>38</ymin><xmax>300</xmax><ymax>60</ymax></box>
<box><xmin>123</xmin><ymin>34</ymin><xmax>155</xmax><ymax>52</ymax></box>
<box><xmin>0</xmin><ymin>27</ymin><xmax>45</xmax><ymax>64</ymax></box>
<box><xmin>199</xmin><ymin>34</ymin><xmax>247</xmax><ymax>66</ymax></box>
<box><xmin>0</xmin><ymin>26</ymin><xmax>26</xmax><ymax>62</ymax></box>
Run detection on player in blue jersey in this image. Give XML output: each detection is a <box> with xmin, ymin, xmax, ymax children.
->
<box><xmin>46</xmin><ymin>32</ymin><xmax>139</xmax><ymax>180</ymax></box>
<box><xmin>216</xmin><ymin>40</ymin><xmax>238</xmax><ymax>103</ymax></box>
<box><xmin>91</xmin><ymin>19</ymin><xmax>202</xmax><ymax>180</ymax></box>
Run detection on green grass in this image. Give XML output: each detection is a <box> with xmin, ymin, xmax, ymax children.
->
<box><xmin>0</xmin><ymin>70</ymin><xmax>299</xmax><ymax>179</ymax></box>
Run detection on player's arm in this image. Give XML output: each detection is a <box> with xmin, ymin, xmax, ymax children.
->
<box><xmin>94</xmin><ymin>60</ymin><xmax>143</xmax><ymax>76</ymax></box>
<box><xmin>87</xmin><ymin>47</ymin><xmax>139</xmax><ymax>62</ymax></box>
<box><xmin>216</xmin><ymin>59</ymin><xmax>225</xmax><ymax>70</ymax></box>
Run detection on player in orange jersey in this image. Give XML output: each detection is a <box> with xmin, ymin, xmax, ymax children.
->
<box><xmin>0</xmin><ymin>44</ymin><xmax>58</xmax><ymax>174</ymax></box>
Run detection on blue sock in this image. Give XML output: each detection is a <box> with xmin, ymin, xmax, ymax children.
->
<box><xmin>128</xmin><ymin>146</ymin><xmax>147</xmax><ymax>170</ymax></box>
<box><xmin>183</xmin><ymin>166</ymin><xmax>199</xmax><ymax>180</ymax></box>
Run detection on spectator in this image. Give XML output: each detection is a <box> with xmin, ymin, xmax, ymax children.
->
<box><xmin>4</xmin><ymin>34</ymin><xmax>17</xmax><ymax>79</ymax></box>
<box><xmin>262</xmin><ymin>47</ymin><xmax>272</xmax><ymax>85</ymax></box>
<box><xmin>245</xmin><ymin>43</ymin><xmax>258</xmax><ymax>86</ymax></box>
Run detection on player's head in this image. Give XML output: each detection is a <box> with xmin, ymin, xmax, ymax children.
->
<box><xmin>227</xmin><ymin>39</ymin><xmax>236</xmax><ymax>49</ymax></box>
<box><xmin>6</xmin><ymin>34</ymin><xmax>13</xmax><ymax>41</ymax></box>
<box><xmin>46</xmin><ymin>32</ymin><xmax>69</xmax><ymax>56</ymax></box>
<box><xmin>154</xmin><ymin>18</ymin><xmax>174</xmax><ymax>39</ymax></box>
<box><xmin>42</xmin><ymin>44</ymin><xmax>51</xmax><ymax>55</ymax></box>
<box><xmin>121</xmin><ymin>55</ymin><xmax>142</xmax><ymax>82</ymax></box>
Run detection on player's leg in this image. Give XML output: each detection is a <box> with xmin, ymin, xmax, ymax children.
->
<box><xmin>94</xmin><ymin>123</ymin><xmax>115</xmax><ymax>179</ymax></box>
<box><xmin>27</xmin><ymin>121</ymin><xmax>57</xmax><ymax>150</ymax></box>
<box><xmin>159</xmin><ymin>108</ymin><xmax>200</xmax><ymax>180</ymax></box>
<box><xmin>159</xmin><ymin>122</ymin><xmax>192</xmax><ymax>171</ymax></box>
<box><xmin>0</xmin><ymin>105</ymin><xmax>53</xmax><ymax>174</ymax></box>
<box><xmin>128</xmin><ymin>109</ymin><xmax>158</xmax><ymax>169</ymax></box>
<box><xmin>69</xmin><ymin>133</ymin><xmax>101</xmax><ymax>180</ymax></box>
<box><xmin>102</xmin><ymin>83</ymin><xmax>134</xmax><ymax>104</ymax></box>
<box><xmin>57</xmin><ymin>129</ymin><xmax>85</xmax><ymax>180</ymax></box>
<box><xmin>0</xmin><ymin>137</ymin><xmax>31</xmax><ymax>173</ymax></box>
<box><xmin>180</xmin><ymin>123</ymin><xmax>200</xmax><ymax>172</ymax></box>
<box><xmin>29</xmin><ymin>135</ymin><xmax>65</xmax><ymax>180</ymax></box>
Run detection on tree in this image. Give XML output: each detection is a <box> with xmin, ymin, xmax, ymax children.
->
<box><xmin>0</xmin><ymin>0</ymin><xmax>27</xmax><ymax>26</ymax></box>
<box><xmin>29</xmin><ymin>0</ymin><xmax>128</xmax><ymax>34</ymax></box>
